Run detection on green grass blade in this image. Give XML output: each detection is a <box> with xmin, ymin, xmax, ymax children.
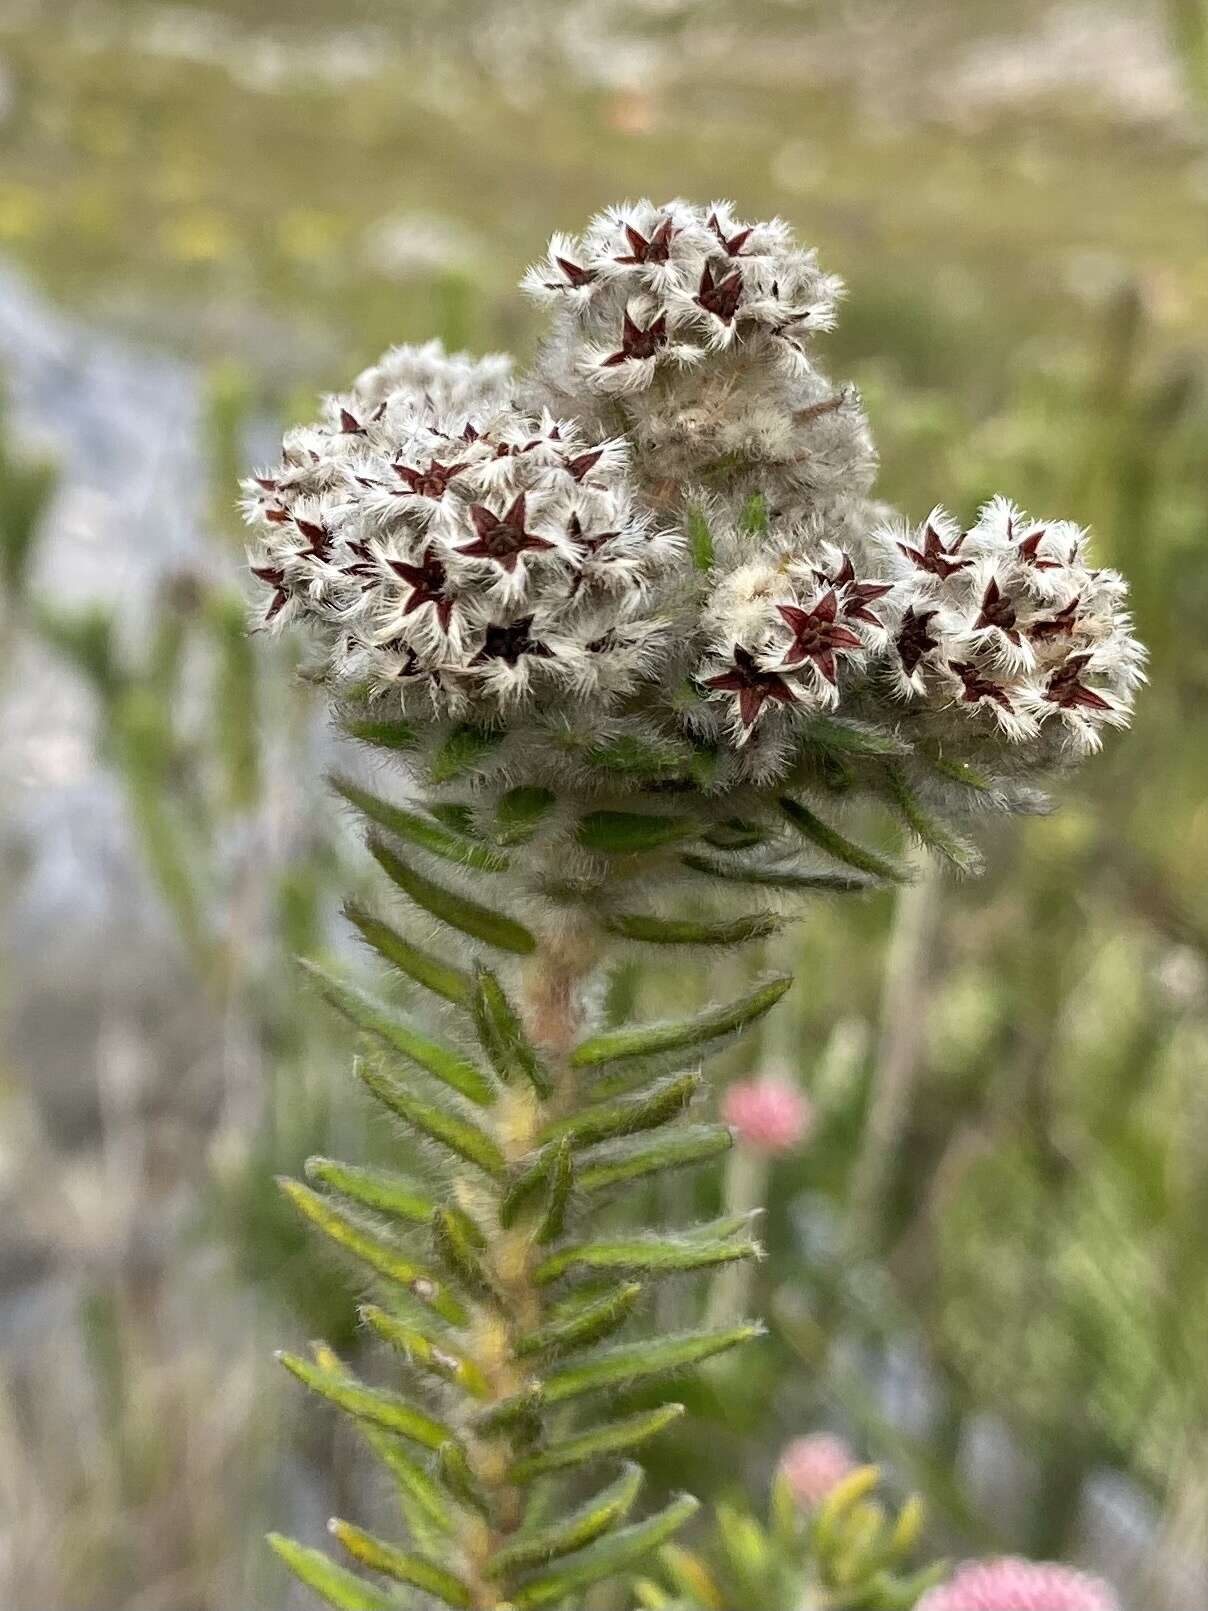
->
<box><xmin>276</xmin><ymin>1351</ymin><xmax>452</xmax><ymax>1450</ymax></box>
<box><xmin>369</xmin><ymin>834</ymin><xmax>536</xmax><ymax>955</ymax></box>
<box><xmin>779</xmin><ymin>796</ymin><xmax>910</xmax><ymax>883</ymax></box>
<box><xmin>488</xmin><ymin>1464</ymin><xmax>644</xmax><ymax>1580</ymax></box>
<box><xmin>510</xmin><ymin>1404</ymin><xmax>685</xmax><ymax>1481</ymax></box>
<box><xmin>330</xmin><ymin>1520</ymin><xmax>474</xmax><ymax>1608</ymax></box>
<box><xmin>577</xmin><ymin>1124</ymin><xmax>734</xmax><ymax>1194</ymax></box>
<box><xmin>472</xmin><ymin>965</ymin><xmax>552</xmax><ymax>1097</ymax></box>
<box><xmin>359</xmin><ymin>1305</ymin><xmax>489</xmax><ymax>1399</ymax></box>
<box><xmin>514</xmin><ymin>1283</ymin><xmax>643</xmax><ymax>1359</ymax></box>
<box><xmin>603</xmin><ymin>911</ymin><xmax>783</xmax><ymax>945</ymax></box>
<box><xmin>300</xmin><ymin>959</ymin><xmax>494</xmax><ymax>1104</ymax></box>
<box><xmin>331</xmin><ymin>774</ymin><xmax>508</xmax><ymax>871</ymax></box>
<box><xmin>570</xmin><ymin>977</ymin><xmax>791</xmax><ymax>1070</ymax></box>
<box><xmin>344</xmin><ymin>900</ymin><xmax>475</xmax><ymax>1006</ymax></box>
<box><xmin>542</xmin><ymin>1325</ymin><xmax>762</xmax><ymax>1403</ymax></box>
<box><xmin>358</xmin><ymin>1062</ymin><xmax>506</xmax><ymax>1180</ymax></box>
<box><xmin>577</xmin><ymin>811</ymin><xmax>699</xmax><ymax>854</ymax></box>
<box><xmin>277</xmin><ymin>1180</ymin><xmax>465</xmax><ymax>1324</ymax></box>
<box><xmin>511</xmin><ymin>1495</ymin><xmax>700</xmax><ymax>1607</ymax></box>
<box><xmin>266</xmin><ymin>1534</ymin><xmax>400</xmax><ymax>1611</ymax></box>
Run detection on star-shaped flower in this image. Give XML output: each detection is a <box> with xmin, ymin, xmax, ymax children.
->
<box><xmin>387</xmin><ymin>548</ymin><xmax>455</xmax><ymax>630</ymax></box>
<box><xmin>544</xmin><ymin>255</ymin><xmax>597</xmax><ymax>289</ymax></box>
<box><xmin>695</xmin><ymin>261</ymin><xmax>743</xmax><ymax>324</ymax></box>
<box><xmin>339</xmin><ymin>409</ymin><xmax>366</xmax><ymax>434</ymax></box>
<box><xmin>392</xmin><ymin>458</ymin><xmax>469</xmax><ymax>498</ymax></box>
<box><xmin>707</xmin><ymin>213</ymin><xmax>753</xmax><ymax>256</ymax></box>
<box><xmin>456</xmin><ymin>494</ymin><xmax>556</xmax><ymax>572</ymax></box>
<box><xmin>563</xmin><ymin>449</ymin><xmax>603</xmax><ymax>482</ymax></box>
<box><xmin>615</xmin><ymin>218</ymin><xmax>676</xmax><ymax>265</ymax></box>
<box><xmin>818</xmin><ymin>553</ymin><xmax>894</xmax><ymax>628</ymax></box>
<box><xmin>293</xmin><ymin>517</ymin><xmax>333</xmax><ymax>560</ymax></box>
<box><xmin>566</xmin><ymin>512</ymin><xmax>621</xmax><ymax>558</ymax></box>
<box><xmin>1028</xmin><ymin>598</ymin><xmax>1080</xmax><ymax>641</ymax></box>
<box><xmin>898</xmin><ymin>522</ymin><xmax>969</xmax><ymax>579</ymax></box>
<box><xmin>602</xmin><ymin>311</ymin><xmax>668</xmax><ymax>367</ymax></box>
<box><xmin>973</xmin><ymin>577</ymin><xmax>1022</xmax><ymax>644</ymax></box>
<box><xmin>704</xmin><ymin>645</ymin><xmax>799</xmax><ymax>727</ymax></box>
<box><xmin>776</xmin><ymin>591</ymin><xmax>863</xmax><ymax>681</ymax></box>
<box><xmin>251</xmin><ymin>563</ymin><xmax>289</xmax><ymax>622</ymax></box>
<box><xmin>895</xmin><ymin>607</ymin><xmax>941</xmax><ymax>674</ymax></box>
<box><xmin>950</xmin><ymin>661</ymin><xmax>1014</xmax><ymax>710</ymax></box>
<box><xmin>1044</xmin><ymin>653</ymin><xmax>1111</xmax><ymax>712</ymax></box>
<box><xmin>1014</xmin><ymin>527</ymin><xmax>1062</xmax><ymax>569</ymax></box>
<box><xmin>470</xmin><ymin>616</ymin><xmax>554</xmax><ymax>667</ymax></box>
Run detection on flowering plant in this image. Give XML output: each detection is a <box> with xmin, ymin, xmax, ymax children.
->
<box><xmin>246</xmin><ymin>200</ymin><xmax>1141</xmax><ymax>1610</ymax></box>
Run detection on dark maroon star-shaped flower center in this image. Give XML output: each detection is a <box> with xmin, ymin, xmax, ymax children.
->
<box><xmin>293</xmin><ymin>517</ymin><xmax>333</xmax><ymax>560</ymax></box>
<box><xmin>471</xmin><ymin>616</ymin><xmax>554</xmax><ymax>667</ymax></box>
<box><xmin>339</xmin><ymin>409</ymin><xmax>366</xmax><ymax>434</ymax></box>
<box><xmin>393</xmin><ymin>458</ymin><xmax>469</xmax><ymax>499</ymax></box>
<box><xmin>457</xmin><ymin>494</ymin><xmax>556</xmax><ymax>572</ymax></box>
<box><xmin>545</xmin><ymin>255</ymin><xmax>597</xmax><ymax>289</ymax></box>
<box><xmin>567</xmin><ymin>512</ymin><xmax>621</xmax><ymax>557</ymax></box>
<box><xmin>704</xmin><ymin>645</ymin><xmax>798</xmax><ymax>728</ymax></box>
<box><xmin>251</xmin><ymin>563</ymin><xmax>289</xmax><ymax>622</ymax></box>
<box><xmin>1045</xmin><ymin>653</ymin><xmax>1111</xmax><ymax>712</ymax></box>
<box><xmin>615</xmin><ymin>218</ymin><xmax>676</xmax><ymax>264</ymax></box>
<box><xmin>1015</xmin><ymin>528</ymin><xmax>1061</xmax><ymax>570</ymax></box>
<box><xmin>974</xmin><ymin>578</ymin><xmax>1021</xmax><ymax>643</ymax></box>
<box><xmin>387</xmin><ymin>548</ymin><xmax>455</xmax><ymax>630</ymax></box>
<box><xmin>950</xmin><ymin>661</ymin><xmax>1013</xmax><ymax>710</ymax></box>
<box><xmin>776</xmin><ymin>591</ymin><xmax>863</xmax><ymax>681</ymax></box>
<box><xmin>563</xmin><ymin>449</ymin><xmax>603</xmax><ymax>482</ymax></box>
<box><xmin>696</xmin><ymin>261</ymin><xmax>743</xmax><ymax>324</ymax></box>
<box><xmin>898</xmin><ymin>523</ymin><xmax>969</xmax><ymax>579</ymax></box>
<box><xmin>603</xmin><ymin>310</ymin><xmax>669</xmax><ymax>367</ymax></box>
<box><xmin>821</xmin><ymin>552</ymin><xmax>894</xmax><ymax>627</ymax></box>
<box><xmin>707</xmin><ymin>213</ymin><xmax>754</xmax><ymax>256</ymax></box>
<box><xmin>1029</xmin><ymin>598</ymin><xmax>1081</xmax><ymax>641</ymax></box>
<box><xmin>896</xmin><ymin>608</ymin><xmax>940</xmax><ymax>674</ymax></box>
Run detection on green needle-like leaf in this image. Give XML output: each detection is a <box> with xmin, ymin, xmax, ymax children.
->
<box><xmin>277</xmin><ymin>1180</ymin><xmax>466</xmax><ymax>1324</ymax></box>
<box><xmin>358</xmin><ymin>1062</ymin><xmax>507</xmax><ymax>1180</ymax></box>
<box><xmin>437</xmin><ymin>1441</ymin><xmax>493</xmax><ymax>1518</ymax></box>
<box><xmin>681</xmin><ymin>852</ymin><xmax>870</xmax><ymax>892</ymax></box>
<box><xmin>472</xmin><ymin>966</ymin><xmax>552</xmax><ymax>1097</ymax></box>
<box><xmin>304</xmin><ymin>1157</ymin><xmax>434</xmax><ymax>1226</ymax></box>
<box><xmin>584</xmin><ymin>733</ymin><xmax>696</xmax><ymax>781</ymax></box>
<box><xmin>541</xmin><ymin>1072</ymin><xmax>701</xmax><ymax>1149</ymax></box>
<box><xmin>576</xmin><ymin>1124</ymin><xmax>734</xmax><ymax>1194</ymax></box>
<box><xmin>577</xmin><ymin>810</ymin><xmax>699</xmax><ymax>854</ymax></box>
<box><xmin>331</xmin><ymin>774</ymin><xmax>509</xmax><ymax>871</ymax></box>
<box><xmin>686</xmin><ymin>505</ymin><xmax>714</xmax><ymax>570</ymax></box>
<box><xmin>359</xmin><ymin>1305</ymin><xmax>489</xmax><ymax>1398</ymax></box>
<box><xmin>535</xmin><ymin>1218</ymin><xmax>760</xmax><ymax>1284</ymax></box>
<box><xmin>267</xmin><ymin>1534</ymin><xmax>401</xmax><ymax>1611</ymax></box>
<box><xmin>510</xmin><ymin>1404</ymin><xmax>685</xmax><ymax>1481</ymax></box>
<box><xmin>369</xmin><ymin>834</ymin><xmax>536</xmax><ymax>955</ymax></box>
<box><xmin>300</xmin><ymin>959</ymin><xmax>494</xmax><ymax>1105</ymax></box>
<box><xmin>276</xmin><ymin>1352</ymin><xmax>452</xmax><ymax>1450</ymax></box>
<box><xmin>515</xmin><ymin>1283</ymin><xmax>643</xmax><ymax>1359</ymax></box>
<box><xmin>488</xmin><ymin>1464</ymin><xmax>644</xmax><ymax>1580</ymax></box>
<box><xmin>779</xmin><ymin>797</ymin><xmax>910</xmax><ymax>883</ymax></box>
<box><xmin>330</xmin><ymin>1519</ymin><xmax>474</xmax><ymax>1608</ymax></box>
<box><xmin>344</xmin><ymin>901</ymin><xmax>475</xmax><ymax>1007</ymax></box>
<box><xmin>799</xmin><ymin>715</ymin><xmax>909</xmax><ymax>757</ymax></box>
<box><xmin>570</xmin><ymin>977</ymin><xmax>791</xmax><ymax>1070</ymax></box>
<box><xmin>603</xmin><ymin>911</ymin><xmax>784</xmax><ymax>945</ymax></box>
<box><xmin>511</xmin><ymin>1494</ymin><xmax>700</xmax><ymax>1607</ymax></box>
<box><xmin>496</xmin><ymin>786</ymin><xmax>556</xmax><ymax>845</ymax></box>
<box><xmin>341</xmin><ymin>716</ymin><xmax>418</xmax><ymax>753</ymax></box>
<box><xmin>431</xmin><ymin>1208</ymin><xmax>498</xmax><ymax>1303</ymax></box>
<box><xmin>883</xmin><ymin>764</ymin><xmax>983</xmax><ymax>874</ymax></box>
<box><xmin>542</xmin><ymin>1325</ymin><xmax>762</xmax><ymax>1403</ymax></box>
<box><xmin>536</xmin><ymin>1138</ymin><xmax>574</xmax><ymax>1245</ymax></box>
<box><xmin>429</xmin><ymin>723</ymin><xmax>501</xmax><ymax>784</ymax></box>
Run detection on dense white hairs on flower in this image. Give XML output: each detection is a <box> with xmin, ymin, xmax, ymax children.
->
<box><xmin>247</xmin><ymin>209</ymin><xmax>1142</xmax><ymax>814</ymax></box>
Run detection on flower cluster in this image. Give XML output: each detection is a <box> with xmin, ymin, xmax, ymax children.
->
<box><xmin>722</xmin><ymin>1076</ymin><xmax>814</xmax><ymax>1155</ymax></box>
<box><xmin>917</xmin><ymin>1558</ymin><xmax>1119</xmax><ymax>1611</ymax></box>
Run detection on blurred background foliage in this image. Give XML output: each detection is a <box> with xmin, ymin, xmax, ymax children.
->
<box><xmin>0</xmin><ymin>1</ymin><xmax>1206</xmax><ymax>1606</ymax></box>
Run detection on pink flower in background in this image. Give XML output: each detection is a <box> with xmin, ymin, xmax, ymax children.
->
<box><xmin>722</xmin><ymin>1076</ymin><xmax>814</xmax><ymax>1154</ymax></box>
<box><xmin>779</xmin><ymin>1432</ymin><xmax>857</xmax><ymax>1507</ymax></box>
<box><xmin>917</xmin><ymin>1558</ymin><xmax>1119</xmax><ymax>1611</ymax></box>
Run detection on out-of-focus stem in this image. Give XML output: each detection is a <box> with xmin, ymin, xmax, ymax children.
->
<box><xmin>704</xmin><ymin>1143</ymin><xmax>769</xmax><ymax>1330</ymax></box>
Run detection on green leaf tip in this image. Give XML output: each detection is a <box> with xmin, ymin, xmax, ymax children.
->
<box><xmin>510</xmin><ymin>1493</ymin><xmax>700</xmax><ymax>1607</ymax></box>
<box><xmin>778</xmin><ymin>796</ymin><xmax>911</xmax><ymax>884</ymax></box>
<box><xmin>358</xmin><ymin>1061</ymin><xmax>507</xmax><ymax>1180</ymax></box>
<box><xmin>472</xmin><ymin>964</ymin><xmax>552</xmax><ymax>1097</ymax></box>
<box><xmin>510</xmin><ymin>1402</ymin><xmax>686</xmax><ymax>1480</ymax></box>
<box><xmin>570</xmin><ymin>975</ymin><xmax>792</xmax><ymax>1069</ymax></box>
<box><xmin>330</xmin><ymin>773</ymin><xmax>509</xmax><ymax>871</ymax></box>
<box><xmin>368</xmin><ymin>833</ymin><xmax>536</xmax><ymax>955</ymax></box>
<box><xmin>343</xmin><ymin>901</ymin><xmax>475</xmax><ymax>1006</ymax></box>
<box><xmin>276</xmin><ymin>1350</ymin><xmax>453</xmax><ymax>1450</ymax></box>
<box><xmin>330</xmin><ymin>1518</ymin><xmax>475</xmax><ymax>1608</ymax></box>
<box><xmin>604</xmin><ymin>910</ymin><xmax>784</xmax><ymax>945</ymax></box>
<box><xmin>267</xmin><ymin>1534</ymin><xmax>400</xmax><ymax>1611</ymax></box>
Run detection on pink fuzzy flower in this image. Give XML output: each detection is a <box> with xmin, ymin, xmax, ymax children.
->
<box><xmin>917</xmin><ymin>1558</ymin><xmax>1119</xmax><ymax>1611</ymax></box>
<box><xmin>778</xmin><ymin>1432</ymin><xmax>857</xmax><ymax>1508</ymax></box>
<box><xmin>721</xmin><ymin>1076</ymin><xmax>813</xmax><ymax>1155</ymax></box>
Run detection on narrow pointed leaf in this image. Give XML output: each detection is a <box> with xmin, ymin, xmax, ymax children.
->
<box><xmin>359</xmin><ymin>1304</ymin><xmax>489</xmax><ymax>1398</ymax></box>
<box><xmin>510</xmin><ymin>1403</ymin><xmax>685</xmax><ymax>1481</ymax></box>
<box><xmin>472</xmin><ymin>966</ymin><xmax>551</xmax><ymax>1097</ymax></box>
<box><xmin>682</xmin><ymin>852</ymin><xmax>869</xmax><ymax>892</ymax></box>
<box><xmin>883</xmin><ymin>764</ymin><xmax>983</xmax><ymax>874</ymax></box>
<box><xmin>343</xmin><ymin>716</ymin><xmax>418</xmax><ymax>753</ymax></box>
<box><xmin>542</xmin><ymin>1325</ymin><xmax>762</xmax><ymax>1404</ymax></box>
<box><xmin>331</xmin><ymin>775</ymin><xmax>508</xmax><ymax>871</ymax></box>
<box><xmin>702</xmin><ymin>818</ymin><xmax>766</xmax><ymax>850</ymax></box>
<box><xmin>800</xmin><ymin>715</ymin><xmax>909</xmax><ymax>757</ymax></box>
<box><xmin>301</xmin><ymin>959</ymin><xmax>494</xmax><ymax>1104</ymax></box>
<box><xmin>359</xmin><ymin>1062</ymin><xmax>506</xmax><ymax>1179</ymax></box>
<box><xmin>739</xmin><ymin>491</ymin><xmax>768</xmax><ymax>535</ymax></box>
<box><xmin>779</xmin><ymin>797</ymin><xmax>909</xmax><ymax>883</ymax></box>
<box><xmin>344</xmin><ymin>901</ymin><xmax>474</xmax><ymax>1006</ymax></box>
<box><xmin>429</xmin><ymin>723</ymin><xmax>501</xmax><ymax>784</ymax></box>
<box><xmin>496</xmin><ymin>785</ymin><xmax>556</xmax><ymax>845</ymax></box>
<box><xmin>512</xmin><ymin>1494</ymin><xmax>700</xmax><ymax>1607</ymax></box>
<box><xmin>305</xmin><ymin>1157</ymin><xmax>433</xmax><ymax>1226</ymax></box>
<box><xmin>267</xmin><ymin>1534</ymin><xmax>400</xmax><ymax>1611</ymax></box>
<box><xmin>515</xmin><ymin>1282</ymin><xmax>643</xmax><ymax>1359</ymax></box>
<box><xmin>604</xmin><ymin>911</ymin><xmax>783</xmax><ymax>945</ymax></box>
<box><xmin>577</xmin><ymin>811</ymin><xmax>698</xmax><ymax>854</ymax></box>
<box><xmin>278</xmin><ymin>1180</ymin><xmax>465</xmax><ymax>1324</ymax></box>
<box><xmin>928</xmin><ymin>755</ymin><xmax>993</xmax><ymax>792</ymax></box>
<box><xmin>686</xmin><ymin>505</ymin><xmax>714</xmax><ymax>571</ymax></box>
<box><xmin>431</xmin><ymin>1208</ymin><xmax>498</xmax><ymax>1303</ymax></box>
<box><xmin>369</xmin><ymin>834</ymin><xmax>535</xmax><ymax>955</ymax></box>
<box><xmin>535</xmin><ymin>1138</ymin><xmax>574</xmax><ymax>1245</ymax></box>
<box><xmin>535</xmin><ymin>1218</ymin><xmax>760</xmax><ymax>1284</ymax></box>
<box><xmin>428</xmin><ymin>802</ymin><xmax>483</xmax><ymax>839</ymax></box>
<box><xmin>584</xmin><ymin>734</ymin><xmax>695</xmax><ymax>781</ymax></box>
<box><xmin>570</xmin><ymin>977</ymin><xmax>791</xmax><ymax>1070</ymax></box>
<box><xmin>437</xmin><ymin>1442</ymin><xmax>492</xmax><ymax>1518</ymax></box>
<box><xmin>277</xmin><ymin>1351</ymin><xmax>452</xmax><ymax>1449</ymax></box>
<box><xmin>541</xmin><ymin>1072</ymin><xmax>700</xmax><ymax>1149</ymax></box>
<box><xmin>577</xmin><ymin>1124</ymin><xmax>733</xmax><ymax>1194</ymax></box>
<box><xmin>330</xmin><ymin>1519</ymin><xmax>474</xmax><ymax>1609</ymax></box>
<box><xmin>488</xmin><ymin>1464</ymin><xmax>644</xmax><ymax>1580</ymax></box>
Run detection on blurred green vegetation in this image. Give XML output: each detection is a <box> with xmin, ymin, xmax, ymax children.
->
<box><xmin>1</xmin><ymin>2</ymin><xmax>1206</xmax><ymax>1607</ymax></box>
